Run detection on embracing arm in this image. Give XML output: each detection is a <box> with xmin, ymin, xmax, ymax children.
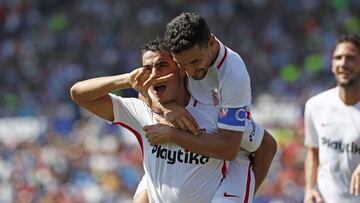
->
<box><xmin>173</xmin><ymin>128</ymin><xmax>241</xmax><ymax>160</ymax></box>
<box><xmin>252</xmin><ymin>130</ymin><xmax>277</xmax><ymax>192</ymax></box>
<box><xmin>144</xmin><ymin>124</ymin><xmax>241</xmax><ymax>160</ymax></box>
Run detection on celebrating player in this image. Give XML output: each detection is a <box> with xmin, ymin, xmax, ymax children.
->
<box><xmin>304</xmin><ymin>34</ymin><xmax>360</xmax><ymax>203</ymax></box>
<box><xmin>140</xmin><ymin>12</ymin><xmax>277</xmax><ymax>203</ymax></box>
<box><xmin>71</xmin><ymin>38</ymin><xmax>240</xmax><ymax>202</ymax></box>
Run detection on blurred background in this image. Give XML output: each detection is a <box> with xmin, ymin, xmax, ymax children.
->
<box><xmin>0</xmin><ymin>0</ymin><xmax>359</xmax><ymax>202</ymax></box>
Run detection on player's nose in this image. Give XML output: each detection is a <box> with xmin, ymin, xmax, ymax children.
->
<box><xmin>150</xmin><ymin>66</ymin><xmax>161</xmax><ymax>78</ymax></box>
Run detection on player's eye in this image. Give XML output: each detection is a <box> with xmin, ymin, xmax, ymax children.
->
<box><xmin>190</xmin><ymin>60</ymin><xmax>198</xmax><ymax>65</ymax></box>
<box><xmin>159</xmin><ymin>62</ymin><xmax>168</xmax><ymax>68</ymax></box>
<box><xmin>144</xmin><ymin>65</ymin><xmax>152</xmax><ymax>71</ymax></box>
<box><xmin>333</xmin><ymin>55</ymin><xmax>341</xmax><ymax>60</ymax></box>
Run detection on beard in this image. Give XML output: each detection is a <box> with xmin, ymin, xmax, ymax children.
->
<box><xmin>191</xmin><ymin>68</ymin><xmax>208</xmax><ymax>80</ymax></box>
<box><xmin>336</xmin><ymin>72</ymin><xmax>360</xmax><ymax>89</ymax></box>
<box><xmin>191</xmin><ymin>53</ymin><xmax>212</xmax><ymax>80</ymax></box>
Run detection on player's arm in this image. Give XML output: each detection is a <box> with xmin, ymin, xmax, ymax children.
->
<box><xmin>70</xmin><ymin>67</ymin><xmax>170</xmax><ymax>121</ymax></box>
<box><xmin>143</xmin><ymin>123</ymin><xmax>240</xmax><ymax>160</ymax></box>
<box><xmin>252</xmin><ymin>130</ymin><xmax>277</xmax><ymax>192</ymax></box>
<box><xmin>350</xmin><ymin>163</ymin><xmax>360</xmax><ymax>196</ymax></box>
<box><xmin>304</xmin><ymin>147</ymin><xmax>319</xmax><ymax>190</ymax></box>
<box><xmin>304</xmin><ymin>147</ymin><xmax>323</xmax><ymax>203</ymax></box>
<box><xmin>70</xmin><ymin>73</ymin><xmax>131</xmax><ymax>122</ymax></box>
<box><xmin>220</xmin><ymin>68</ymin><xmax>277</xmax><ymax>192</ymax></box>
<box><xmin>218</xmin><ymin>107</ymin><xmax>276</xmax><ymax>192</ymax></box>
<box><xmin>303</xmin><ymin>100</ymin><xmax>323</xmax><ymax>203</ymax></box>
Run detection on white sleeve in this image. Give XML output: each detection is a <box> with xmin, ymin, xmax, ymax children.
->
<box><xmin>219</xmin><ymin>58</ymin><xmax>251</xmax><ymax>108</ymax></box>
<box><xmin>217</xmin><ymin>58</ymin><xmax>252</xmax><ymax>131</ymax></box>
<box><xmin>304</xmin><ymin>100</ymin><xmax>319</xmax><ymax>147</ymax></box>
<box><xmin>109</xmin><ymin>93</ymin><xmax>153</xmax><ymax>128</ymax></box>
<box><xmin>240</xmin><ymin>118</ymin><xmax>264</xmax><ymax>152</ymax></box>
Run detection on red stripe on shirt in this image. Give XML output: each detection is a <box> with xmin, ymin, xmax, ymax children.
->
<box><xmin>113</xmin><ymin>122</ymin><xmax>144</xmax><ymax>159</ymax></box>
<box><xmin>246</xmin><ymin>111</ymin><xmax>251</xmax><ymax>119</ymax></box>
<box><xmin>221</xmin><ymin>160</ymin><xmax>227</xmax><ymax>177</ymax></box>
<box><xmin>217</xmin><ymin>47</ymin><xmax>228</xmax><ymax>69</ymax></box>
<box><xmin>243</xmin><ymin>162</ymin><xmax>252</xmax><ymax>203</ymax></box>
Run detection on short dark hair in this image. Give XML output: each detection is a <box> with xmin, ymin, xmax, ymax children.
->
<box><xmin>335</xmin><ymin>34</ymin><xmax>360</xmax><ymax>53</ymax></box>
<box><xmin>164</xmin><ymin>12</ymin><xmax>211</xmax><ymax>54</ymax></box>
<box><xmin>140</xmin><ymin>38</ymin><xmax>169</xmax><ymax>59</ymax></box>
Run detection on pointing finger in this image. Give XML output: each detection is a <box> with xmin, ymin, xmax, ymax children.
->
<box><xmin>153</xmin><ymin>73</ymin><xmax>174</xmax><ymax>84</ymax></box>
<box><xmin>143</xmin><ymin>74</ymin><xmax>156</xmax><ymax>87</ymax></box>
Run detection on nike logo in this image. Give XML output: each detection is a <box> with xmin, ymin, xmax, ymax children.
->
<box><xmin>223</xmin><ymin>192</ymin><xmax>240</xmax><ymax>198</ymax></box>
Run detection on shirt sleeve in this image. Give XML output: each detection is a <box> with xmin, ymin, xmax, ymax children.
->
<box><xmin>109</xmin><ymin>93</ymin><xmax>153</xmax><ymax>129</ymax></box>
<box><xmin>217</xmin><ymin>107</ymin><xmax>248</xmax><ymax>131</ymax></box>
<box><xmin>304</xmin><ymin>100</ymin><xmax>319</xmax><ymax>147</ymax></box>
<box><xmin>217</xmin><ymin>56</ymin><xmax>251</xmax><ymax>131</ymax></box>
<box><xmin>219</xmin><ymin>57</ymin><xmax>251</xmax><ymax>108</ymax></box>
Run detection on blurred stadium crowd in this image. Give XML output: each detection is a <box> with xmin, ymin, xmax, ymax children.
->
<box><xmin>0</xmin><ymin>0</ymin><xmax>359</xmax><ymax>202</ymax></box>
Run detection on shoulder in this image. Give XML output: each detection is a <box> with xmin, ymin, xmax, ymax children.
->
<box><xmin>218</xmin><ymin>47</ymin><xmax>249</xmax><ymax>81</ymax></box>
<box><xmin>110</xmin><ymin>93</ymin><xmax>152</xmax><ymax>114</ymax></box>
<box><xmin>110</xmin><ymin>93</ymin><xmax>146</xmax><ymax>105</ymax></box>
<box><xmin>306</xmin><ymin>88</ymin><xmax>336</xmax><ymax>108</ymax></box>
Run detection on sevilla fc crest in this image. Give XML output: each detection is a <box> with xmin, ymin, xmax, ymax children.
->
<box><xmin>212</xmin><ymin>89</ymin><xmax>219</xmax><ymax>106</ymax></box>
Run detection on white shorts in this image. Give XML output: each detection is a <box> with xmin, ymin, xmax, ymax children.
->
<box><xmin>134</xmin><ymin>174</ymin><xmax>147</xmax><ymax>199</ymax></box>
<box><xmin>211</xmin><ymin>156</ymin><xmax>255</xmax><ymax>203</ymax></box>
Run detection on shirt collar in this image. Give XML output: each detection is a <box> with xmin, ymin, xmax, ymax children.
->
<box><xmin>210</xmin><ymin>38</ymin><xmax>227</xmax><ymax>70</ymax></box>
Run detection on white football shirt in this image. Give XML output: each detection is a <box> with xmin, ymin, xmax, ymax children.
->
<box><xmin>110</xmin><ymin>94</ymin><xmax>227</xmax><ymax>203</ymax></box>
<box><xmin>305</xmin><ymin>87</ymin><xmax>360</xmax><ymax>203</ymax></box>
<box><xmin>186</xmin><ymin>39</ymin><xmax>251</xmax><ymax>132</ymax></box>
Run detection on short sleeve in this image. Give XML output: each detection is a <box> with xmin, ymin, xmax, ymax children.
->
<box><xmin>217</xmin><ymin>56</ymin><xmax>251</xmax><ymax>131</ymax></box>
<box><xmin>219</xmin><ymin>57</ymin><xmax>251</xmax><ymax>108</ymax></box>
<box><xmin>304</xmin><ymin>100</ymin><xmax>319</xmax><ymax>147</ymax></box>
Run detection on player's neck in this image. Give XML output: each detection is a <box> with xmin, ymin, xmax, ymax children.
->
<box><xmin>175</xmin><ymin>86</ymin><xmax>190</xmax><ymax>107</ymax></box>
<box><xmin>338</xmin><ymin>82</ymin><xmax>360</xmax><ymax>105</ymax></box>
<box><xmin>209</xmin><ymin>37</ymin><xmax>220</xmax><ymax>67</ymax></box>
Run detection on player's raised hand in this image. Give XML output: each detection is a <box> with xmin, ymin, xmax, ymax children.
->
<box><xmin>350</xmin><ymin>164</ymin><xmax>360</xmax><ymax>196</ymax></box>
<box><xmin>162</xmin><ymin>102</ymin><xmax>200</xmax><ymax>135</ymax></box>
<box><xmin>143</xmin><ymin>124</ymin><xmax>176</xmax><ymax>145</ymax></box>
<box><xmin>303</xmin><ymin>189</ymin><xmax>323</xmax><ymax>203</ymax></box>
<box><xmin>129</xmin><ymin>67</ymin><xmax>174</xmax><ymax>106</ymax></box>
<box><xmin>128</xmin><ymin>67</ymin><xmax>152</xmax><ymax>105</ymax></box>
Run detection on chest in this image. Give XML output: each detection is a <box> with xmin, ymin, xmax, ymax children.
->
<box><xmin>314</xmin><ymin>106</ymin><xmax>360</xmax><ymax>145</ymax></box>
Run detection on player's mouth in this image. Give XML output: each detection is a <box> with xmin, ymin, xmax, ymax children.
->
<box><xmin>154</xmin><ymin>84</ymin><xmax>167</xmax><ymax>95</ymax></box>
<box><xmin>338</xmin><ymin>71</ymin><xmax>352</xmax><ymax>78</ymax></box>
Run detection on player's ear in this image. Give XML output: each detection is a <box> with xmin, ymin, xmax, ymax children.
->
<box><xmin>208</xmin><ymin>35</ymin><xmax>216</xmax><ymax>48</ymax></box>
